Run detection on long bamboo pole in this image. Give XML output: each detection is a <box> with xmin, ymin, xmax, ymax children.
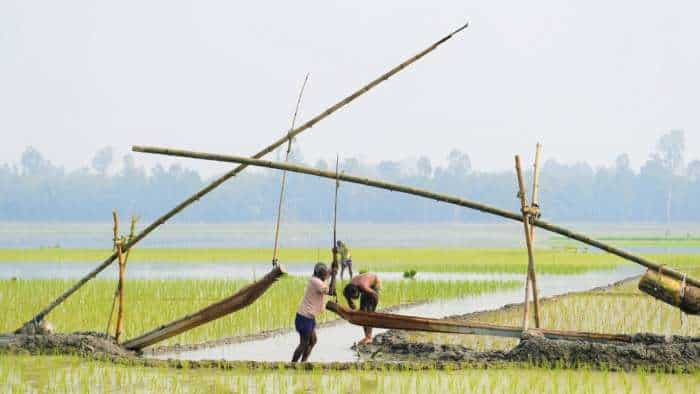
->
<box><xmin>515</xmin><ymin>156</ymin><xmax>541</xmax><ymax>329</ymax></box>
<box><xmin>18</xmin><ymin>22</ymin><xmax>469</xmax><ymax>332</ymax></box>
<box><xmin>132</xmin><ymin>146</ymin><xmax>700</xmax><ymax>289</ymax></box>
<box><xmin>272</xmin><ymin>73</ymin><xmax>310</xmax><ymax>266</ymax></box>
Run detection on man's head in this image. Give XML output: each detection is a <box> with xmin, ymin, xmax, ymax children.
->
<box><xmin>336</xmin><ymin>240</ymin><xmax>343</xmax><ymax>247</ymax></box>
<box><xmin>313</xmin><ymin>262</ymin><xmax>329</xmax><ymax>280</ymax></box>
<box><xmin>343</xmin><ymin>283</ymin><xmax>360</xmax><ymax>309</ymax></box>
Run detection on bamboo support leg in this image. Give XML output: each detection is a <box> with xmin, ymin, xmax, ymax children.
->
<box><xmin>515</xmin><ymin>156</ymin><xmax>541</xmax><ymax>328</ymax></box>
<box><xmin>523</xmin><ymin>144</ymin><xmax>543</xmax><ymax>330</ymax></box>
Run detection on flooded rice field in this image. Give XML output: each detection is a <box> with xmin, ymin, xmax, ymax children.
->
<box><xmin>3</xmin><ymin>221</ymin><xmax>700</xmax><ymax>249</ymax></box>
<box><xmin>0</xmin><ymin>261</ymin><xmax>573</xmax><ymax>281</ymax></box>
<box><xmin>149</xmin><ymin>265</ymin><xmax>642</xmax><ymax>362</ymax></box>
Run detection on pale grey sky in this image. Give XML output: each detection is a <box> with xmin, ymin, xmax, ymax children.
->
<box><xmin>1</xmin><ymin>1</ymin><xmax>698</xmax><ymax>176</ymax></box>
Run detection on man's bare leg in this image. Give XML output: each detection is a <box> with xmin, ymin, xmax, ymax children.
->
<box><xmin>292</xmin><ymin>335</ymin><xmax>310</xmax><ymax>362</ymax></box>
<box><xmin>358</xmin><ymin>326</ymin><xmax>373</xmax><ymax>345</ymax></box>
<box><xmin>301</xmin><ymin>331</ymin><xmax>317</xmax><ymax>362</ymax></box>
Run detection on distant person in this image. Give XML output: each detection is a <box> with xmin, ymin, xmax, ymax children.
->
<box><xmin>292</xmin><ymin>263</ymin><xmax>330</xmax><ymax>362</ymax></box>
<box><xmin>343</xmin><ymin>272</ymin><xmax>382</xmax><ymax>344</ymax></box>
<box><xmin>336</xmin><ymin>240</ymin><xmax>353</xmax><ymax>279</ymax></box>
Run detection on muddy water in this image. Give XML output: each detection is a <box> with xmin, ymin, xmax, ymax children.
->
<box><xmin>150</xmin><ymin>265</ymin><xmax>642</xmax><ymax>363</ymax></box>
<box><xmin>1</xmin><ymin>261</ymin><xmax>532</xmax><ymax>282</ymax></box>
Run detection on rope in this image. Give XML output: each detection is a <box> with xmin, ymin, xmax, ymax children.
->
<box><xmin>680</xmin><ymin>273</ymin><xmax>687</xmax><ymax>327</ymax></box>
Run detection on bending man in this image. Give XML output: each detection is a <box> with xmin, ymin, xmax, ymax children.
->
<box><xmin>343</xmin><ymin>271</ymin><xmax>382</xmax><ymax>344</ymax></box>
<box><xmin>292</xmin><ymin>263</ymin><xmax>330</xmax><ymax>362</ymax></box>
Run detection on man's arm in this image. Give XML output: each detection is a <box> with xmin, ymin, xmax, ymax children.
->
<box><xmin>357</xmin><ymin>283</ymin><xmax>378</xmax><ymax>300</ymax></box>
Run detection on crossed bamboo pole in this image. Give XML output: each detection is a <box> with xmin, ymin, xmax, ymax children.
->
<box><xmin>17</xmin><ymin>22</ymin><xmax>470</xmax><ymax>332</ymax></box>
<box><xmin>132</xmin><ymin>145</ymin><xmax>700</xmax><ymax>289</ymax></box>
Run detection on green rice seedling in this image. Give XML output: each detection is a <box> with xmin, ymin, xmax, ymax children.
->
<box><xmin>405</xmin><ymin>272</ymin><xmax>700</xmax><ymax>351</ymax></box>
<box><xmin>1</xmin><ymin>277</ymin><xmax>518</xmax><ymax>345</ymax></box>
<box><xmin>0</xmin><ymin>247</ymin><xmax>669</xmax><ymax>274</ymax></box>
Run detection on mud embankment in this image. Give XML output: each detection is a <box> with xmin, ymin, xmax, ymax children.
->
<box><xmin>0</xmin><ymin>332</ymin><xmax>135</xmax><ymax>359</ymax></box>
<box><xmin>362</xmin><ymin>331</ymin><xmax>700</xmax><ymax>371</ymax></box>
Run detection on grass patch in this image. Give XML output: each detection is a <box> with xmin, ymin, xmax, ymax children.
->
<box><xmin>405</xmin><ymin>267</ymin><xmax>700</xmax><ymax>351</ymax></box>
<box><xmin>0</xmin><ymin>277</ymin><xmax>518</xmax><ymax>345</ymax></box>
<box><xmin>0</xmin><ymin>247</ymin><xmax>650</xmax><ymax>274</ymax></box>
<box><xmin>2</xmin><ymin>354</ymin><xmax>699</xmax><ymax>393</ymax></box>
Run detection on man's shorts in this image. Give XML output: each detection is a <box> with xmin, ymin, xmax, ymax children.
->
<box><xmin>342</xmin><ymin>258</ymin><xmax>352</xmax><ymax>268</ymax></box>
<box><xmin>295</xmin><ymin>313</ymin><xmax>316</xmax><ymax>337</ymax></box>
<box><xmin>360</xmin><ymin>291</ymin><xmax>378</xmax><ymax>312</ymax></box>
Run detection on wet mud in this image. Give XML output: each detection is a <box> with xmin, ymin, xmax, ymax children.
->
<box><xmin>0</xmin><ymin>332</ymin><xmax>135</xmax><ymax>359</ymax></box>
<box><xmin>361</xmin><ymin>331</ymin><xmax>700</xmax><ymax>372</ymax></box>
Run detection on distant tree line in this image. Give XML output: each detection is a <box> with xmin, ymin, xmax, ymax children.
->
<box><xmin>1</xmin><ymin>130</ymin><xmax>698</xmax><ymax>223</ymax></box>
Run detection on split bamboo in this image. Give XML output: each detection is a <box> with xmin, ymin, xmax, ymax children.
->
<box><xmin>18</xmin><ymin>21</ymin><xmax>469</xmax><ymax>332</ymax></box>
<box><xmin>326</xmin><ymin>301</ymin><xmax>631</xmax><ymax>344</ymax></box>
<box><xmin>123</xmin><ymin>266</ymin><xmax>285</xmax><ymax>350</ymax></box>
<box><xmin>132</xmin><ymin>147</ymin><xmax>700</xmax><ymax>289</ymax></box>
<box><xmin>515</xmin><ymin>155</ymin><xmax>541</xmax><ymax>329</ymax></box>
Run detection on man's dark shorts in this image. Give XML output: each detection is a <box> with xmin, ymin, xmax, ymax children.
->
<box><xmin>360</xmin><ymin>291</ymin><xmax>378</xmax><ymax>312</ymax></box>
<box><xmin>295</xmin><ymin>313</ymin><xmax>315</xmax><ymax>338</ymax></box>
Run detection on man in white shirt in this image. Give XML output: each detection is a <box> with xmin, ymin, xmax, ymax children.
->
<box><xmin>292</xmin><ymin>263</ymin><xmax>330</xmax><ymax>362</ymax></box>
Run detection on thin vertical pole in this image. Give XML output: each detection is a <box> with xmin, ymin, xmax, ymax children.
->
<box><xmin>111</xmin><ymin>211</ymin><xmax>126</xmax><ymax>343</ymax></box>
<box><xmin>516</xmin><ymin>156</ymin><xmax>541</xmax><ymax>329</ymax></box>
<box><xmin>329</xmin><ymin>156</ymin><xmax>341</xmax><ymax>297</ymax></box>
<box><xmin>272</xmin><ymin>74</ymin><xmax>310</xmax><ymax>266</ymax></box>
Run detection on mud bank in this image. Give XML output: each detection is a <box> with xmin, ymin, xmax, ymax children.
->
<box><xmin>0</xmin><ymin>332</ymin><xmax>135</xmax><ymax>358</ymax></box>
<box><xmin>361</xmin><ymin>331</ymin><xmax>700</xmax><ymax>372</ymax></box>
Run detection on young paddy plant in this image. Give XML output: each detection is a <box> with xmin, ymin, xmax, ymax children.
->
<box><xmin>405</xmin><ymin>274</ymin><xmax>700</xmax><ymax>351</ymax></box>
<box><xmin>0</xmin><ymin>277</ymin><xmax>518</xmax><ymax>345</ymax></box>
<box><xmin>3</xmin><ymin>355</ymin><xmax>700</xmax><ymax>393</ymax></box>
<box><xmin>0</xmin><ymin>247</ymin><xmax>651</xmax><ymax>274</ymax></box>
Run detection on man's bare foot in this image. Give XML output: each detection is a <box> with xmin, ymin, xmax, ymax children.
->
<box><xmin>358</xmin><ymin>337</ymin><xmax>372</xmax><ymax>345</ymax></box>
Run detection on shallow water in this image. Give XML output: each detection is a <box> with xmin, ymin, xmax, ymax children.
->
<box><xmin>0</xmin><ymin>261</ymin><xmax>534</xmax><ymax>282</ymax></box>
<box><xmin>150</xmin><ymin>265</ymin><xmax>643</xmax><ymax>363</ymax></box>
<box><xmin>3</xmin><ymin>221</ymin><xmax>699</xmax><ymax>249</ymax></box>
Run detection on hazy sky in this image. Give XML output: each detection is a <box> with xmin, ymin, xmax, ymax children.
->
<box><xmin>1</xmin><ymin>1</ymin><xmax>698</xmax><ymax>176</ymax></box>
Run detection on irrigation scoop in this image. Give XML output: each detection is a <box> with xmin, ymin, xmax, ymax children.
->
<box><xmin>325</xmin><ymin>302</ymin><xmax>631</xmax><ymax>344</ymax></box>
<box><xmin>19</xmin><ymin>21</ymin><xmax>470</xmax><ymax>333</ymax></box>
<box><xmin>131</xmin><ymin>147</ymin><xmax>700</xmax><ymax>291</ymax></box>
<box><xmin>122</xmin><ymin>265</ymin><xmax>286</xmax><ymax>350</ymax></box>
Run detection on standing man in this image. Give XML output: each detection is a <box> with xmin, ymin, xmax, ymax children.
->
<box><xmin>343</xmin><ymin>272</ymin><xmax>382</xmax><ymax>344</ymax></box>
<box><xmin>292</xmin><ymin>263</ymin><xmax>330</xmax><ymax>362</ymax></box>
<box><xmin>337</xmin><ymin>240</ymin><xmax>353</xmax><ymax>279</ymax></box>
